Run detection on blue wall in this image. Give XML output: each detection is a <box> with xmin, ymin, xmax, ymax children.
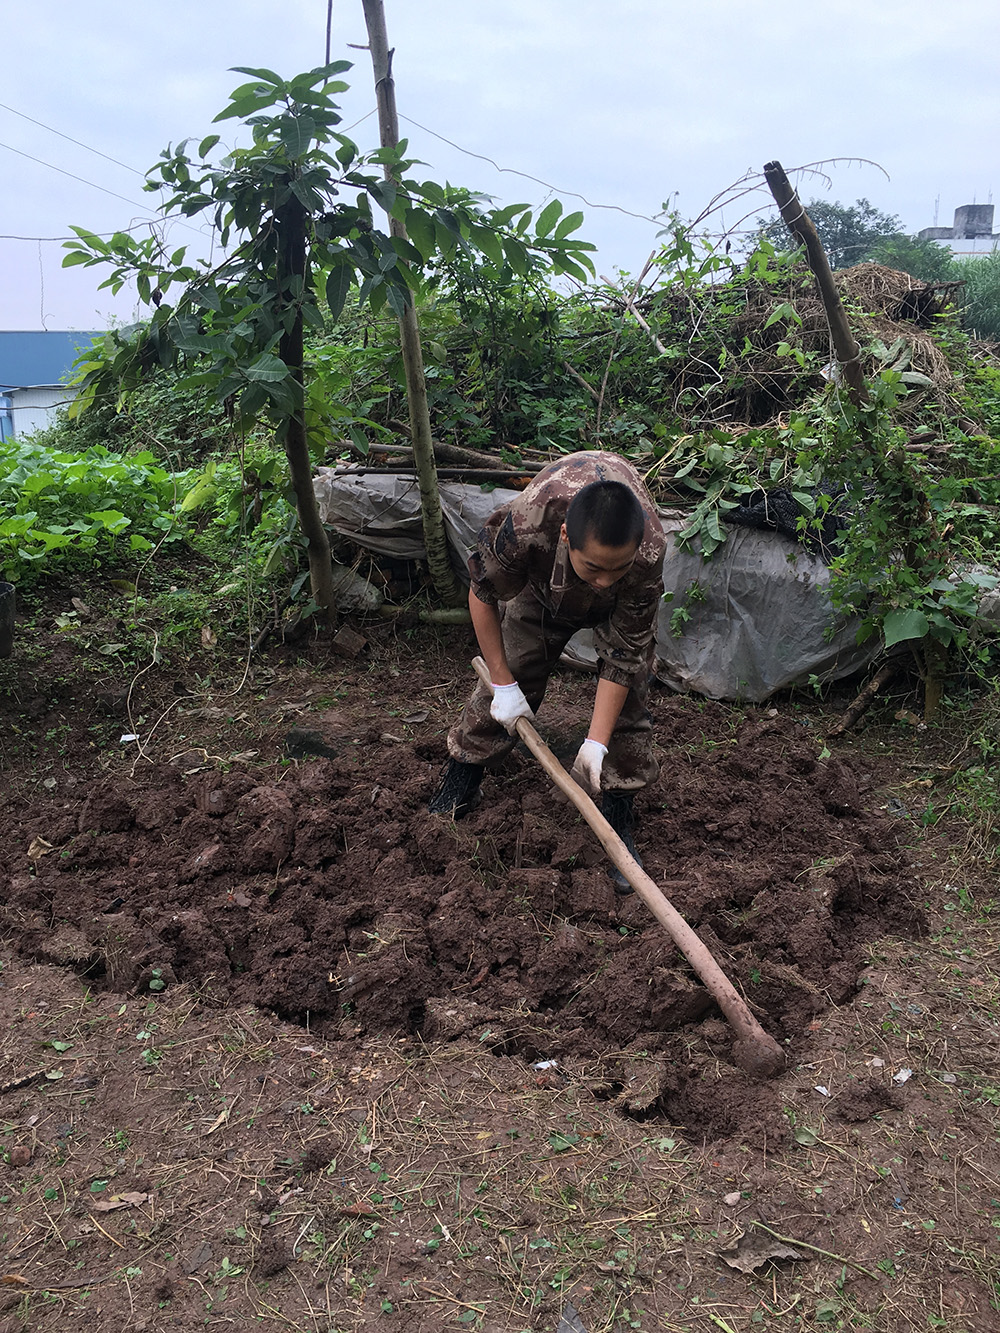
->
<box><xmin>0</xmin><ymin>331</ymin><xmax>101</xmax><ymax>391</ymax></box>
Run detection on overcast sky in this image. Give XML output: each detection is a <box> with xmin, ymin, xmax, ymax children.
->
<box><xmin>2</xmin><ymin>0</ymin><xmax>997</xmax><ymax>331</ymax></box>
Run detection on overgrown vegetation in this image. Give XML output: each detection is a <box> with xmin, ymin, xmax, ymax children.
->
<box><xmin>762</xmin><ymin>195</ymin><xmax>1000</xmax><ymax>336</ymax></box>
<box><xmin>2</xmin><ymin>98</ymin><xmax>999</xmax><ymax>709</ymax></box>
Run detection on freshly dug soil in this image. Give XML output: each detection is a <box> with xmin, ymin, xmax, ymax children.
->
<box><xmin>0</xmin><ymin>689</ymin><xmax>922</xmax><ymax>1095</ymax></box>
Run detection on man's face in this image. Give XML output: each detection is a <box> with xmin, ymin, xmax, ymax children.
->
<box><xmin>560</xmin><ymin>523</ymin><xmax>639</xmax><ymax>590</ymax></box>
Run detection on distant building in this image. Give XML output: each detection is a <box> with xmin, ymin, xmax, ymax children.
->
<box><xmin>0</xmin><ymin>330</ymin><xmax>101</xmax><ymax>442</ymax></box>
<box><xmin>919</xmin><ymin>204</ymin><xmax>999</xmax><ymax>257</ymax></box>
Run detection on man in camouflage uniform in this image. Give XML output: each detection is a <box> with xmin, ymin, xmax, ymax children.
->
<box><xmin>428</xmin><ymin>451</ymin><xmax>666</xmax><ymax>891</ymax></box>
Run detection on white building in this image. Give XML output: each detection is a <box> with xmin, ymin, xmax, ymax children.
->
<box><xmin>919</xmin><ymin>204</ymin><xmax>999</xmax><ymax>258</ymax></box>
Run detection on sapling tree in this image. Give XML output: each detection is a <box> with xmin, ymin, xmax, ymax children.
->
<box><xmin>64</xmin><ymin>63</ymin><xmax>594</xmax><ymax>617</ymax></box>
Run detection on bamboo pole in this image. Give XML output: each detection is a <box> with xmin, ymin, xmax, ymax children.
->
<box><xmin>361</xmin><ymin>0</ymin><xmax>462</xmax><ymax>606</ymax></box>
<box><xmin>472</xmin><ymin>657</ymin><xmax>785</xmax><ymax>1080</ymax></box>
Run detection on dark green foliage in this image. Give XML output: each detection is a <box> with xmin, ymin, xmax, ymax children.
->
<box><xmin>759</xmin><ymin>197</ymin><xmax>903</xmax><ymax>269</ymax></box>
<box><xmin>870</xmin><ymin>234</ymin><xmax>957</xmax><ymax>284</ymax></box>
<box><xmin>62</xmin><ymin>66</ymin><xmax>594</xmax><ymax>440</ymax></box>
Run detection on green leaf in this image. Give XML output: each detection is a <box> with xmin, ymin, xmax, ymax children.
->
<box><xmin>385</xmin><ymin>283</ymin><xmax>410</xmax><ymax>318</ymax></box>
<box><xmin>535</xmin><ymin>199</ymin><xmax>563</xmax><ymax>239</ymax></box>
<box><xmin>469</xmin><ymin>224</ymin><xmax>504</xmax><ymax>268</ymax></box>
<box><xmin>280</xmin><ymin>115</ymin><xmax>315</xmax><ymax>158</ymax></box>
<box><xmin>213</xmin><ymin>93</ymin><xmax>277</xmax><ymax>123</ymax></box>
<box><xmin>368</xmin><ymin>179</ymin><xmax>397</xmax><ymax>215</ymax></box>
<box><xmin>244</xmin><ymin>353</ymin><xmax>289</xmax><ymax>384</ymax></box>
<box><xmin>554</xmin><ymin>209</ymin><xmax>585</xmax><ymax>240</ymax></box>
<box><xmin>404</xmin><ymin>208</ymin><xmax>436</xmax><ymax>261</ymax></box>
<box><xmin>490</xmin><ymin>202</ymin><xmax>531</xmax><ymax>226</ymax></box>
<box><xmin>230</xmin><ymin>66</ymin><xmax>284</xmax><ymax>86</ymax></box>
<box><xmin>433</xmin><ymin>207</ymin><xmax>462</xmax><ymax>239</ymax></box>
<box><xmin>794</xmin><ymin>1127</ymin><xmax>819</xmax><ymax>1147</ymax></box>
<box><xmin>503</xmin><ymin>237</ymin><xmax>528</xmax><ymax>277</ymax></box>
<box><xmin>764</xmin><ymin>301</ymin><xmax>798</xmax><ymax>329</ymax></box>
<box><xmin>882</xmin><ymin>608</ymin><xmax>929</xmax><ymax>647</ymax></box>
<box><xmin>191</xmin><ymin>285</ymin><xmax>222</xmax><ymax>313</ymax></box>
<box><xmin>198</xmin><ymin>134</ymin><xmax>220</xmax><ymax>159</ymax></box>
<box><xmin>325</xmin><ymin>264</ymin><xmax>353</xmax><ymax>322</ymax></box>
<box><xmin>179</xmin><ymin>470</ymin><xmax>218</xmax><ymax>514</ymax></box>
<box><xmin>548</xmin><ymin>1131</ymin><xmax>579</xmax><ymax>1153</ymax></box>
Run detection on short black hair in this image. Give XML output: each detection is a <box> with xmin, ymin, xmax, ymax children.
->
<box><xmin>565</xmin><ymin>480</ymin><xmax>645</xmax><ymax>550</ymax></box>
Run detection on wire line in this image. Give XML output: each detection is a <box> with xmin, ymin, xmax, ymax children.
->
<box><xmin>398</xmin><ymin>113</ymin><xmax>663</xmax><ymax>225</ymax></box>
<box><xmin>0</xmin><ymin>139</ymin><xmax>153</xmax><ymax>210</ymax></box>
<box><xmin>0</xmin><ymin>99</ymin><xmax>145</xmax><ymax>176</ymax></box>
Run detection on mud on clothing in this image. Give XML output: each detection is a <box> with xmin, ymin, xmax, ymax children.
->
<box><xmin>448</xmin><ymin>451</ymin><xmax>666</xmax><ymax>791</ymax></box>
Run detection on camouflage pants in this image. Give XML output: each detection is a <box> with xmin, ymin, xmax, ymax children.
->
<box><xmin>447</xmin><ymin>588</ymin><xmax>658</xmax><ymax>792</ymax></box>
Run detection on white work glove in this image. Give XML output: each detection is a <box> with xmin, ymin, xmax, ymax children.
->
<box><xmin>570</xmin><ymin>737</ymin><xmax>607</xmax><ymax>794</ymax></box>
<box><xmin>490</xmin><ymin>681</ymin><xmax>535</xmax><ymax>733</ymax></box>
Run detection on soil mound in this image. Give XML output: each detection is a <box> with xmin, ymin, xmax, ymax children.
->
<box><xmin>0</xmin><ymin>695</ymin><xmax>921</xmax><ymax>1076</ymax></box>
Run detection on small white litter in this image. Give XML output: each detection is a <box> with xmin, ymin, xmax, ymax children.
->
<box><xmin>893</xmin><ymin>1068</ymin><xmax>913</xmax><ymax>1084</ymax></box>
<box><xmin>532</xmin><ymin>1060</ymin><xmax>558</xmax><ymax>1071</ymax></box>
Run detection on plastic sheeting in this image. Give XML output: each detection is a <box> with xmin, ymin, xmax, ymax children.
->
<box><xmin>313</xmin><ymin>469</ymin><xmax>877</xmax><ymax>702</ymax></box>
<box><xmin>313</xmin><ymin>468</ymin><xmax>518</xmax><ymax>565</ymax></box>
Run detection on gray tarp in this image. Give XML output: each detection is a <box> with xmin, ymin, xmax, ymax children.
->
<box><xmin>313</xmin><ymin>468</ymin><xmax>878</xmax><ymax>702</ymax></box>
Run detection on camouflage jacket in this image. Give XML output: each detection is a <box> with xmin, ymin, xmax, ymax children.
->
<box><xmin>469</xmin><ymin>452</ymin><xmax>666</xmax><ymax>687</ymax></box>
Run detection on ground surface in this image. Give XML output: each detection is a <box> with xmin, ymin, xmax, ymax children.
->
<box><xmin>1</xmin><ymin>583</ymin><xmax>998</xmax><ymax>1333</ymax></box>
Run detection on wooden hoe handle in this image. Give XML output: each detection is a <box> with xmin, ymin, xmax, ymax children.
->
<box><xmin>472</xmin><ymin>657</ymin><xmax>785</xmax><ymax>1080</ymax></box>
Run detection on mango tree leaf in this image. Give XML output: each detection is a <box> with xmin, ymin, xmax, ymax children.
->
<box><xmin>385</xmin><ymin>284</ymin><xmax>410</xmax><ymax>319</ymax></box>
<box><xmin>490</xmin><ymin>202</ymin><xmax>531</xmax><ymax>226</ymax></box>
<box><xmin>535</xmin><ymin>199</ymin><xmax>563</xmax><ymax>238</ymax></box>
<box><xmin>325</xmin><ymin>264</ymin><xmax>353</xmax><ymax>322</ymax></box>
<box><xmin>368</xmin><ymin>179</ymin><xmax>397</xmax><ymax>214</ymax></box>
<box><xmin>470</xmin><ymin>224</ymin><xmax>504</xmax><ymax>269</ymax></box>
<box><xmin>554</xmin><ymin>210</ymin><xmax>585</xmax><ymax>240</ymax></box>
<box><xmin>404</xmin><ymin>208</ymin><xmax>436</xmax><ymax>260</ymax></box>
<box><xmin>503</xmin><ymin>237</ymin><xmax>529</xmax><ymax>277</ymax></box>
<box><xmin>230</xmin><ymin>66</ymin><xmax>285</xmax><ymax>86</ymax></box>
<box><xmin>883</xmin><ymin>608</ymin><xmax>929</xmax><ymax>647</ymax></box>
<box><xmin>244</xmin><ymin>353</ymin><xmax>288</xmax><ymax>383</ymax></box>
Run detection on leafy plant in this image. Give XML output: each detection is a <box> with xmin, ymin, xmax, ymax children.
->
<box><xmin>0</xmin><ymin>436</ymin><xmax>185</xmax><ymax>581</ymax></box>
<box><xmin>63</xmin><ymin>63</ymin><xmax>594</xmax><ymax>615</ymax></box>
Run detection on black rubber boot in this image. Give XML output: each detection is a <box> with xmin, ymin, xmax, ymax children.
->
<box><xmin>601</xmin><ymin>791</ymin><xmax>642</xmax><ymax>894</ymax></box>
<box><xmin>428</xmin><ymin>759</ymin><xmax>484</xmax><ymax>818</ymax></box>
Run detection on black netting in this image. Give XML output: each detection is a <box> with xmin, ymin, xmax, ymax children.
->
<box><xmin>726</xmin><ymin>487</ymin><xmax>855</xmax><ymax>561</ymax></box>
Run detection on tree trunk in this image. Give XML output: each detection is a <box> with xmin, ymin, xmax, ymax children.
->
<box><xmin>361</xmin><ymin>0</ymin><xmax>462</xmax><ymax>606</ymax></box>
<box><xmin>277</xmin><ymin>194</ymin><xmax>337</xmax><ymax>620</ymax></box>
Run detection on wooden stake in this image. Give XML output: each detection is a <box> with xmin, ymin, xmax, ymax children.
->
<box><xmin>763</xmin><ymin>161</ymin><xmax>868</xmax><ymax>407</ymax></box>
<box><xmin>361</xmin><ymin>0</ymin><xmax>461</xmax><ymax>606</ymax></box>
